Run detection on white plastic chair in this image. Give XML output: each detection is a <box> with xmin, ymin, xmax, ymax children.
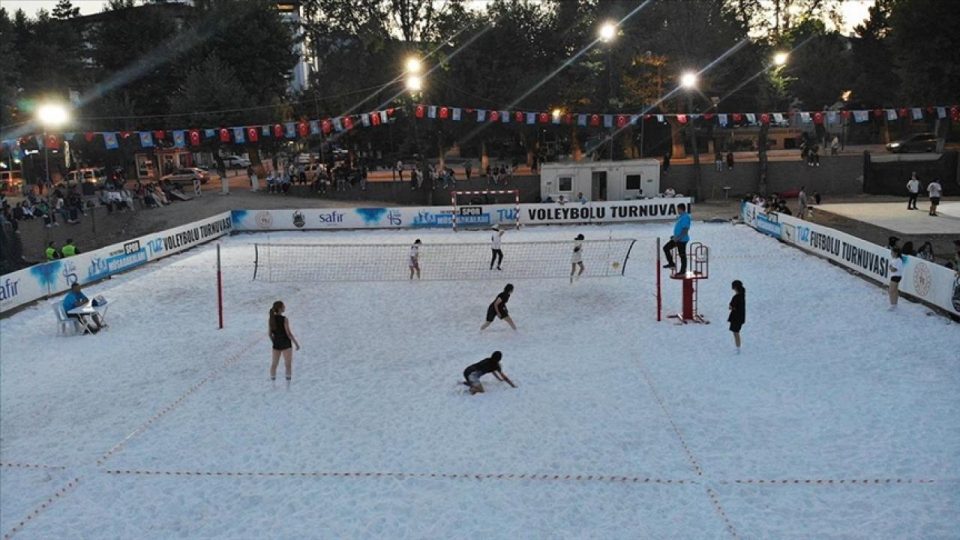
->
<box><xmin>52</xmin><ymin>302</ymin><xmax>82</xmax><ymax>336</ymax></box>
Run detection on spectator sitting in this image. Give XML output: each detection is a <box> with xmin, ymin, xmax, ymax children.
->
<box><xmin>917</xmin><ymin>241</ymin><xmax>935</xmax><ymax>262</ymax></box>
<box><xmin>664</xmin><ymin>188</ymin><xmax>677</xmax><ymax>198</ymax></box>
<box><xmin>542</xmin><ymin>195</ymin><xmax>554</xmax><ymax>203</ymax></box>
<box><xmin>948</xmin><ymin>240</ymin><xmax>960</xmax><ymax>271</ymax></box>
<box><xmin>776</xmin><ymin>200</ymin><xmax>792</xmax><ymax>215</ymax></box>
<box><xmin>901</xmin><ymin>241</ymin><xmax>916</xmax><ymax>257</ymax></box>
<box><xmin>45</xmin><ymin>241</ymin><xmax>61</xmax><ymax>260</ymax></box>
<box><xmin>21</xmin><ymin>200</ymin><xmax>35</xmax><ymax>220</ymax></box>
<box><xmin>153</xmin><ymin>184</ymin><xmax>170</xmax><ymax>205</ymax></box>
<box><xmin>557</xmin><ymin>195</ymin><xmax>567</xmax><ymax>205</ymax></box>
<box><xmin>887</xmin><ymin>236</ymin><xmax>900</xmax><ymax>251</ymax></box>
<box><xmin>577</xmin><ymin>192</ymin><xmax>588</xmax><ymax>204</ymax></box>
<box><xmin>62</xmin><ymin>283</ymin><xmax>104</xmax><ymax>334</ymax></box>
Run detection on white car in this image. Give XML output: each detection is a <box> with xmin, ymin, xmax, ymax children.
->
<box><xmin>221</xmin><ymin>155</ymin><xmax>251</xmax><ymax>169</ymax></box>
<box><xmin>161</xmin><ymin>167</ymin><xmax>217</xmax><ymax>185</ymax></box>
<box><xmin>64</xmin><ymin>167</ymin><xmax>107</xmax><ymax>185</ymax></box>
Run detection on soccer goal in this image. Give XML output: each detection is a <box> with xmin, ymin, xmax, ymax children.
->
<box><xmin>450</xmin><ymin>190</ymin><xmax>520</xmax><ymax>231</ymax></box>
<box><xmin>253</xmin><ymin>238</ymin><xmax>637</xmax><ymax>282</ymax></box>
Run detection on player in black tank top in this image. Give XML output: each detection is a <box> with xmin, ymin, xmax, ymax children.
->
<box><xmin>480</xmin><ymin>284</ymin><xmax>517</xmax><ymax>331</ymax></box>
<box><xmin>268</xmin><ymin>301</ymin><xmax>300</xmax><ymax>381</ymax></box>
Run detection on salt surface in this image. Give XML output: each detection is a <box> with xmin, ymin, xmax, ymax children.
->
<box><xmin>2</xmin><ymin>223</ymin><xmax>958</xmax><ymax>539</ymax></box>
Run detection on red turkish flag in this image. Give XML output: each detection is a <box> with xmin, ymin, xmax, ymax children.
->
<box><xmin>813</xmin><ymin>112</ymin><xmax>824</xmax><ymax>125</ymax></box>
<box><xmin>489</xmin><ymin>111</ymin><xmax>500</xmax><ymax>122</ymax></box>
<box><xmin>120</xmin><ymin>131</ymin><xmax>131</xmax><ymax>139</ymax></box>
<box><xmin>589</xmin><ymin>114</ymin><xmax>600</xmax><ymax>127</ymax></box>
<box><xmin>510</xmin><ymin>111</ymin><xmax>520</xmax><ymax>123</ymax></box>
<box><xmin>219</xmin><ymin>128</ymin><xmax>230</xmax><ymax>143</ymax></box>
<box><xmin>732</xmin><ymin>113</ymin><xmax>743</xmax><ymax>123</ymax></box>
<box><xmin>643</xmin><ymin>114</ymin><xmax>652</xmax><ymax>121</ymax></box>
<box><xmin>371</xmin><ymin>112</ymin><xmax>381</xmax><ymax>126</ymax></box>
<box><xmin>387</xmin><ymin>108</ymin><xmax>396</xmax><ymax>117</ymax></box>
<box><xmin>247</xmin><ymin>127</ymin><xmax>259</xmax><ymax>143</ymax></box>
<box><xmin>84</xmin><ymin>132</ymin><xmax>96</xmax><ymax>143</ymax></box>
<box><xmin>539</xmin><ymin>112</ymin><xmax>549</xmax><ymax>124</ymax></box>
<box><xmin>702</xmin><ymin>113</ymin><xmax>715</xmax><ymax>121</ymax></box>
<box><xmin>872</xmin><ymin>108</ymin><xmax>883</xmax><ymax>118</ymax></box>
<box><xmin>189</xmin><ymin>130</ymin><xmax>201</xmax><ymax>146</ymax></box>
<box><xmin>841</xmin><ymin>110</ymin><xmax>852</xmax><ymax>120</ymax></box>
<box><xmin>343</xmin><ymin>116</ymin><xmax>354</xmax><ymax>130</ymax></box>
<box><xmin>321</xmin><ymin>119</ymin><xmax>332</xmax><ymax>135</ymax></box>
<box><xmin>415</xmin><ymin>105</ymin><xmax>425</xmax><ymax>119</ymax></box>
<box><xmin>899</xmin><ymin>108</ymin><xmax>909</xmax><ymax>118</ymax></box>
<box><xmin>45</xmin><ymin>134</ymin><xmax>60</xmax><ymax>149</ymax></box>
<box><xmin>616</xmin><ymin>115</ymin><xmax>628</xmax><ymax>128</ymax></box>
<box><xmin>677</xmin><ymin>114</ymin><xmax>688</xmax><ymax>125</ymax></box>
<box><xmin>272</xmin><ymin>124</ymin><xmax>283</xmax><ymax>138</ymax></box>
<box><xmin>439</xmin><ymin>107</ymin><xmax>449</xmax><ymax>120</ymax></box>
<box><xmin>760</xmin><ymin>113</ymin><xmax>770</xmax><ymax>125</ymax></box>
<box><xmin>564</xmin><ymin>113</ymin><xmax>573</xmax><ymax>125</ymax></box>
<box><xmin>297</xmin><ymin>121</ymin><xmax>309</xmax><ymax>137</ymax></box>
<box><xmin>951</xmin><ymin>106</ymin><xmax>960</xmax><ymax>122</ymax></box>
<box><xmin>153</xmin><ymin>130</ymin><xmax>165</xmax><ymax>141</ymax></box>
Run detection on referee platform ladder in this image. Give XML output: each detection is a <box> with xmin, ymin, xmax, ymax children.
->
<box><xmin>666</xmin><ymin>242</ymin><xmax>709</xmax><ymax>324</ymax></box>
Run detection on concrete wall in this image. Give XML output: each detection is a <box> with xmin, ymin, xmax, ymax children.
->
<box><xmin>660</xmin><ymin>154</ymin><xmax>865</xmax><ymax>198</ymax></box>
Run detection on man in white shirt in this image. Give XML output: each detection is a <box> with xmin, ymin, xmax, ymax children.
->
<box><xmin>906</xmin><ymin>172</ymin><xmax>920</xmax><ymax>210</ymax></box>
<box><xmin>927</xmin><ymin>178</ymin><xmax>943</xmax><ymax>216</ymax></box>
<box><xmin>490</xmin><ymin>225</ymin><xmax>504</xmax><ymax>270</ymax></box>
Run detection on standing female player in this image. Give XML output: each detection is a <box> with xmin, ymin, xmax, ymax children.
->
<box><xmin>480</xmin><ymin>284</ymin><xmax>517</xmax><ymax>331</ymax></box>
<box><xmin>728</xmin><ymin>280</ymin><xmax>746</xmax><ymax>352</ymax></box>
<box><xmin>490</xmin><ymin>224</ymin><xmax>505</xmax><ymax>270</ymax></box>
<box><xmin>409</xmin><ymin>239</ymin><xmax>422</xmax><ymax>280</ymax></box>
<box><xmin>268</xmin><ymin>301</ymin><xmax>300</xmax><ymax>381</ymax></box>
<box><xmin>570</xmin><ymin>234</ymin><xmax>585</xmax><ymax>283</ymax></box>
<box><xmin>888</xmin><ymin>247</ymin><xmax>904</xmax><ymax>309</ymax></box>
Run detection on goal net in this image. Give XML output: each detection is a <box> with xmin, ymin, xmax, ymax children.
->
<box><xmin>253</xmin><ymin>239</ymin><xmax>637</xmax><ymax>282</ymax></box>
<box><xmin>451</xmin><ymin>190</ymin><xmax>519</xmax><ymax>231</ymax></box>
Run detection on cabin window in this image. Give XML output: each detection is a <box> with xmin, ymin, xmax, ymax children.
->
<box><xmin>626</xmin><ymin>174</ymin><xmax>643</xmax><ymax>191</ymax></box>
<box><xmin>558</xmin><ymin>176</ymin><xmax>573</xmax><ymax>191</ymax></box>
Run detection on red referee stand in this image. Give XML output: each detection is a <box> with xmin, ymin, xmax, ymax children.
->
<box><xmin>661</xmin><ymin>242</ymin><xmax>709</xmax><ymax>324</ymax></box>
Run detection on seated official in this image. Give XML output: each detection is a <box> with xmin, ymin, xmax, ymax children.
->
<box><xmin>62</xmin><ymin>283</ymin><xmax>105</xmax><ymax>334</ymax></box>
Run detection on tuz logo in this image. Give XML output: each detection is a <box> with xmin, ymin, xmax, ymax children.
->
<box><xmin>147</xmin><ymin>238</ymin><xmax>164</xmax><ymax>255</ymax></box>
<box><xmin>292</xmin><ymin>210</ymin><xmax>305</xmax><ymax>228</ymax></box>
<box><xmin>912</xmin><ymin>262</ymin><xmax>932</xmax><ymax>297</ymax></box>
<box><xmin>796</xmin><ymin>225</ymin><xmax>811</xmax><ymax>242</ymax></box>
<box><xmin>255</xmin><ymin>211</ymin><xmax>273</xmax><ymax>229</ymax></box>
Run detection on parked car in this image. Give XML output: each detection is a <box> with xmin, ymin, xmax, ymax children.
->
<box><xmin>0</xmin><ymin>170</ymin><xmax>23</xmax><ymax>194</ymax></box>
<box><xmin>161</xmin><ymin>167</ymin><xmax>217</xmax><ymax>186</ymax></box>
<box><xmin>886</xmin><ymin>133</ymin><xmax>940</xmax><ymax>153</ymax></box>
<box><xmin>221</xmin><ymin>155</ymin><xmax>251</xmax><ymax>169</ymax></box>
<box><xmin>64</xmin><ymin>167</ymin><xmax>107</xmax><ymax>186</ymax></box>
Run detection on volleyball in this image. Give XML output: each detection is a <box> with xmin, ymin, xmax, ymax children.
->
<box><xmin>611</xmin><ymin>261</ymin><xmax>621</xmax><ymax>270</ymax></box>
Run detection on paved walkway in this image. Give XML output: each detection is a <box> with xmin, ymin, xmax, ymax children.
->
<box><xmin>816</xmin><ymin>201</ymin><xmax>960</xmax><ymax>235</ymax></box>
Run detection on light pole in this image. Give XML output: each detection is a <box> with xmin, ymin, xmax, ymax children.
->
<box><xmin>680</xmin><ymin>72</ymin><xmax>701</xmax><ymax>200</ymax></box>
<box><xmin>599</xmin><ymin>22</ymin><xmax>617</xmax><ymax>161</ymax></box>
<box><xmin>36</xmin><ymin>103</ymin><xmax>70</xmax><ymax>192</ymax></box>
<box><xmin>404</xmin><ymin>57</ymin><xmax>426</xmax><ymax>197</ymax></box>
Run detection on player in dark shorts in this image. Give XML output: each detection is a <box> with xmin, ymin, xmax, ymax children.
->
<box><xmin>728</xmin><ymin>280</ymin><xmax>745</xmax><ymax>353</ymax></box>
<box><xmin>269</xmin><ymin>300</ymin><xmax>300</xmax><ymax>381</ymax></box>
<box><xmin>462</xmin><ymin>351</ymin><xmax>516</xmax><ymax>395</ymax></box>
<box><xmin>480</xmin><ymin>284</ymin><xmax>517</xmax><ymax>331</ymax></box>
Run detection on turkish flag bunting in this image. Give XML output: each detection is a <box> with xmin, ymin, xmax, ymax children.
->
<box><xmin>616</xmin><ymin>115</ymin><xmax>628</xmax><ymax>128</ymax></box>
<box><xmin>872</xmin><ymin>108</ymin><xmax>883</xmax><ymax>118</ymax></box>
<box><xmin>120</xmin><ymin>131</ymin><xmax>131</xmax><ymax>139</ymax></box>
<box><xmin>343</xmin><ymin>116</ymin><xmax>354</xmax><ymax>130</ymax></box>
<box><xmin>219</xmin><ymin>128</ymin><xmax>230</xmax><ymax>143</ymax></box>
<box><xmin>371</xmin><ymin>112</ymin><xmax>381</xmax><ymax>126</ymax></box>
<box><xmin>489</xmin><ymin>111</ymin><xmax>500</xmax><ymax>122</ymax></box>
<box><xmin>702</xmin><ymin>113</ymin><xmax>715</xmax><ymax>121</ymax></box>
<box><xmin>813</xmin><ymin>112</ymin><xmax>824</xmax><ymax>125</ymax></box>
<box><xmin>246</xmin><ymin>127</ymin><xmax>259</xmax><ymax>142</ymax></box>
<box><xmin>677</xmin><ymin>114</ymin><xmax>688</xmax><ymax>125</ymax></box>
<box><xmin>760</xmin><ymin>113</ymin><xmax>770</xmax><ymax>125</ymax></box>
<box><xmin>951</xmin><ymin>106</ymin><xmax>960</xmax><ymax>122</ymax></box>
<box><xmin>512</xmin><ymin>111</ymin><xmax>522</xmax><ymax>123</ymax></box>
<box><xmin>841</xmin><ymin>110</ymin><xmax>852</xmax><ymax>119</ymax></box>
<box><xmin>439</xmin><ymin>107</ymin><xmax>449</xmax><ymax>120</ymax></box>
<box><xmin>84</xmin><ymin>132</ymin><xmax>96</xmax><ymax>143</ymax></box>
<box><xmin>154</xmin><ymin>130</ymin><xmax>165</xmax><ymax>141</ymax></box>
<box><xmin>272</xmin><ymin>124</ymin><xmax>284</xmax><ymax>138</ymax></box>
<box><xmin>732</xmin><ymin>113</ymin><xmax>743</xmax><ymax>123</ymax></box>
<box><xmin>45</xmin><ymin>134</ymin><xmax>60</xmax><ymax>149</ymax></box>
<box><xmin>644</xmin><ymin>114</ymin><xmax>652</xmax><ymax>121</ymax></box>
<box><xmin>322</xmin><ymin>119</ymin><xmax>333</xmax><ymax>135</ymax></box>
<box><xmin>189</xmin><ymin>130</ymin><xmax>201</xmax><ymax>146</ymax></box>
<box><xmin>564</xmin><ymin>113</ymin><xmax>573</xmax><ymax>125</ymax></box>
<box><xmin>589</xmin><ymin>114</ymin><xmax>600</xmax><ymax>127</ymax></box>
<box><xmin>899</xmin><ymin>108</ymin><xmax>909</xmax><ymax>118</ymax></box>
<box><xmin>415</xmin><ymin>105</ymin><xmax>425</xmax><ymax>118</ymax></box>
<box><xmin>298</xmin><ymin>121</ymin><xmax>309</xmax><ymax>137</ymax></box>
<box><xmin>539</xmin><ymin>112</ymin><xmax>549</xmax><ymax>124</ymax></box>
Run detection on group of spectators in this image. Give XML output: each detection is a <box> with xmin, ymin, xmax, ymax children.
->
<box><xmin>888</xmin><ymin>236</ymin><xmax>960</xmax><ymax>271</ymax></box>
<box><xmin>748</xmin><ymin>189</ymin><xmax>822</xmax><ymax>218</ymax></box>
<box><xmin>1</xmin><ymin>187</ymin><xmax>87</xmax><ymax>230</ymax></box>
<box><xmin>45</xmin><ymin>238</ymin><xmax>80</xmax><ymax>260</ymax></box>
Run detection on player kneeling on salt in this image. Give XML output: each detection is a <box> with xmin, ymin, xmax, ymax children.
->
<box><xmin>462</xmin><ymin>351</ymin><xmax>516</xmax><ymax>395</ymax></box>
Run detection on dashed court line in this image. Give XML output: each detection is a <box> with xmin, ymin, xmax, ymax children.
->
<box><xmin>2</xmin><ymin>478</ymin><xmax>80</xmax><ymax>540</ymax></box>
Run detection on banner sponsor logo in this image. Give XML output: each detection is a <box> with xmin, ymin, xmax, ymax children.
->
<box><xmin>255</xmin><ymin>211</ymin><xmax>273</xmax><ymax>229</ymax></box>
<box><xmin>456</xmin><ymin>206</ymin><xmax>492</xmax><ymax>227</ymax></box>
<box><xmin>411</xmin><ymin>210</ymin><xmax>454</xmax><ymax>228</ymax></box>
<box><xmin>87</xmin><ymin>249</ymin><xmax>148</xmax><ymax>281</ymax></box>
<box><xmin>317</xmin><ymin>210</ymin><xmax>344</xmax><ymax>225</ymax></box>
<box><xmin>355</xmin><ymin>208</ymin><xmax>387</xmax><ymax>225</ymax></box>
<box><xmin>912</xmin><ymin>262</ymin><xmax>932</xmax><ymax>297</ymax></box>
<box><xmin>755</xmin><ymin>212</ymin><xmax>781</xmax><ymax>238</ymax></box>
<box><xmin>0</xmin><ymin>277</ymin><xmax>20</xmax><ymax>303</ymax></box>
<box><xmin>293</xmin><ymin>211</ymin><xmax>305</xmax><ymax>228</ymax></box>
<box><xmin>163</xmin><ymin>217</ymin><xmax>233</xmax><ymax>251</ymax></box>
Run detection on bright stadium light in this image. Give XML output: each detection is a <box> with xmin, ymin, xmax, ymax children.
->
<box><xmin>773</xmin><ymin>51</ymin><xmax>789</xmax><ymax>66</ymax></box>
<box><xmin>406</xmin><ymin>75</ymin><xmax>423</xmax><ymax>93</ymax></box>
<box><xmin>405</xmin><ymin>57</ymin><xmax>423</xmax><ymax>74</ymax></box>
<box><xmin>552</xmin><ymin>108</ymin><xmax>562</xmax><ymax>120</ymax></box>
<box><xmin>36</xmin><ymin>102</ymin><xmax>70</xmax><ymax>128</ymax></box>
<box><xmin>680</xmin><ymin>71</ymin><xmax>698</xmax><ymax>90</ymax></box>
<box><xmin>599</xmin><ymin>22</ymin><xmax>617</xmax><ymax>43</ymax></box>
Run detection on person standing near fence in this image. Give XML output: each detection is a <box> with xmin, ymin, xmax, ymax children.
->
<box><xmin>906</xmin><ymin>172</ymin><xmax>920</xmax><ymax>210</ymax></box>
<box><xmin>888</xmin><ymin>247</ymin><xmax>904</xmax><ymax>310</ymax></box>
<box><xmin>927</xmin><ymin>178</ymin><xmax>942</xmax><ymax>216</ymax></box>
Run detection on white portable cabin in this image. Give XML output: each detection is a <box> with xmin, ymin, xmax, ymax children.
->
<box><xmin>539</xmin><ymin>159</ymin><xmax>661</xmax><ymax>202</ymax></box>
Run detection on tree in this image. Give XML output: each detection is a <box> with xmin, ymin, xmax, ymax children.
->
<box><xmin>888</xmin><ymin>0</ymin><xmax>960</xmax><ymax>104</ymax></box>
<box><xmin>52</xmin><ymin>0</ymin><xmax>81</xmax><ymax>20</ymax></box>
<box><xmin>849</xmin><ymin>0</ymin><xmax>899</xmax><ymax>107</ymax></box>
<box><xmin>0</xmin><ymin>9</ymin><xmax>24</xmax><ymax>129</ymax></box>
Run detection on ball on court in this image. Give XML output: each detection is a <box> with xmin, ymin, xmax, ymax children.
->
<box><xmin>611</xmin><ymin>261</ymin><xmax>621</xmax><ymax>270</ymax></box>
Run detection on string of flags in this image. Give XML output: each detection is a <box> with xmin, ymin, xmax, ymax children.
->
<box><xmin>2</xmin><ymin>103</ymin><xmax>958</xmax><ymax>155</ymax></box>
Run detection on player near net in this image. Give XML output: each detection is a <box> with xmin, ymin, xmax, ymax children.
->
<box><xmin>570</xmin><ymin>234</ymin><xmax>585</xmax><ymax>283</ymax></box>
<box><xmin>409</xmin><ymin>239</ymin><xmax>421</xmax><ymax>280</ymax></box>
<box><xmin>490</xmin><ymin>224</ymin><xmax>505</xmax><ymax>270</ymax></box>
<box><xmin>480</xmin><ymin>284</ymin><xmax>517</xmax><ymax>331</ymax></box>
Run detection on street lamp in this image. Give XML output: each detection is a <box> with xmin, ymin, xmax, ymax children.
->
<box><xmin>773</xmin><ymin>51</ymin><xmax>789</xmax><ymax>67</ymax></box>
<box><xmin>679</xmin><ymin>72</ymin><xmax>701</xmax><ymax>200</ymax></box>
<box><xmin>35</xmin><ymin>102</ymin><xmax>70</xmax><ymax>190</ymax></box>
<box><xmin>599</xmin><ymin>22</ymin><xmax>618</xmax><ymax>160</ymax></box>
<box><xmin>404</xmin><ymin>56</ymin><xmax>422</xmax><ymax>74</ymax></box>
<box><xmin>405</xmin><ymin>75</ymin><xmax>423</xmax><ymax>93</ymax></box>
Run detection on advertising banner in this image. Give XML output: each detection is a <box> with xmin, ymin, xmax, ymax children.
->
<box><xmin>1</xmin><ymin>212</ymin><xmax>232</xmax><ymax>314</ymax></box>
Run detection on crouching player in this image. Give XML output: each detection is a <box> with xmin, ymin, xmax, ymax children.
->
<box><xmin>462</xmin><ymin>351</ymin><xmax>516</xmax><ymax>395</ymax></box>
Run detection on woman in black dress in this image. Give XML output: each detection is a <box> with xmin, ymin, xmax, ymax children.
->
<box><xmin>269</xmin><ymin>301</ymin><xmax>300</xmax><ymax>381</ymax></box>
<box><xmin>480</xmin><ymin>284</ymin><xmax>517</xmax><ymax>331</ymax></box>
<box><xmin>728</xmin><ymin>280</ymin><xmax>745</xmax><ymax>352</ymax></box>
